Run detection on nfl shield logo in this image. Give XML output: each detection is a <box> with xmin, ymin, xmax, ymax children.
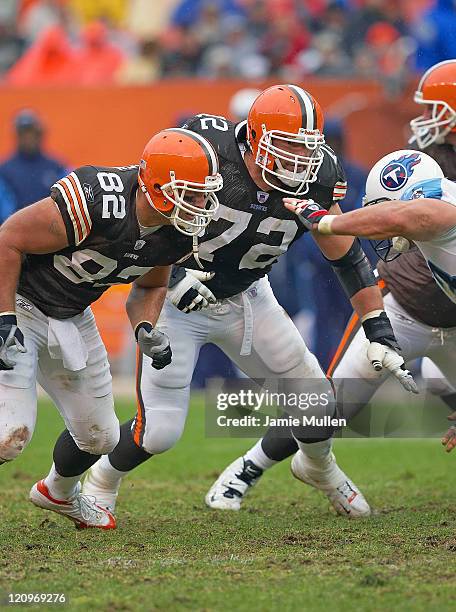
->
<box><xmin>134</xmin><ymin>240</ymin><xmax>146</xmax><ymax>250</ymax></box>
<box><xmin>257</xmin><ymin>191</ymin><xmax>269</xmax><ymax>204</ymax></box>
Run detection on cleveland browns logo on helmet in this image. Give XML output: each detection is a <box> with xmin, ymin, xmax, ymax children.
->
<box><xmin>138</xmin><ymin>128</ymin><xmax>222</xmax><ymax>236</ymax></box>
<box><xmin>247</xmin><ymin>84</ymin><xmax>325</xmax><ymax>195</ymax></box>
<box><xmin>410</xmin><ymin>59</ymin><xmax>456</xmax><ymax>149</ymax></box>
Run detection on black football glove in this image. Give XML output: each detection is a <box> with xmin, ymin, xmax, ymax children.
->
<box><xmin>362</xmin><ymin>311</ymin><xmax>418</xmax><ymax>393</ymax></box>
<box><xmin>0</xmin><ymin>313</ymin><xmax>26</xmax><ymax>370</ymax></box>
<box><xmin>135</xmin><ymin>322</ymin><xmax>172</xmax><ymax>370</ymax></box>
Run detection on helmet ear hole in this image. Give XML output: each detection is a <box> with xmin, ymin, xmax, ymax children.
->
<box><xmin>251</xmin><ymin>129</ymin><xmax>256</xmax><ymax>140</ymax></box>
<box><xmin>153</xmin><ymin>183</ymin><xmax>162</xmax><ymax>193</ymax></box>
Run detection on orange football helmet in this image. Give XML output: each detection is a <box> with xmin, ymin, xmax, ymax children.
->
<box><xmin>247</xmin><ymin>84</ymin><xmax>325</xmax><ymax>194</ymax></box>
<box><xmin>138</xmin><ymin>128</ymin><xmax>222</xmax><ymax>236</ymax></box>
<box><xmin>410</xmin><ymin>60</ymin><xmax>456</xmax><ymax>149</ymax></box>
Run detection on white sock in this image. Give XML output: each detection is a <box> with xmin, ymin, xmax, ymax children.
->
<box><xmin>95</xmin><ymin>454</ymin><xmax>129</xmax><ymax>487</ymax></box>
<box><xmin>296</xmin><ymin>438</ymin><xmax>333</xmax><ymax>466</ymax></box>
<box><xmin>244</xmin><ymin>439</ymin><xmax>277</xmax><ymax>471</ymax></box>
<box><xmin>44</xmin><ymin>464</ymin><xmax>80</xmax><ymax>500</ymax></box>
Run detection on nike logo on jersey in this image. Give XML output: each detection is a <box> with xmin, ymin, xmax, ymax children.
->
<box><xmin>124</xmin><ymin>253</ymin><xmax>139</xmax><ymax>260</ymax></box>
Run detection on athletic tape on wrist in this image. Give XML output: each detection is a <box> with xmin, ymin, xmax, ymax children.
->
<box><xmin>317</xmin><ymin>215</ymin><xmax>336</xmax><ymax>234</ymax></box>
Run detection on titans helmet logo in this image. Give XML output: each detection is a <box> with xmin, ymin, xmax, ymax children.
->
<box><xmin>380</xmin><ymin>153</ymin><xmax>421</xmax><ymax>191</ymax></box>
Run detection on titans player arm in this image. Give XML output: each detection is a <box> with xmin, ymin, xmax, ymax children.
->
<box><xmin>314</xmin><ymin>198</ymin><xmax>456</xmax><ymax>242</ymax></box>
<box><xmin>288</xmin><ymin>201</ymin><xmax>417</xmax><ymax>392</ymax></box>
<box><xmin>126</xmin><ymin>266</ymin><xmax>173</xmax><ymax>370</ymax></box>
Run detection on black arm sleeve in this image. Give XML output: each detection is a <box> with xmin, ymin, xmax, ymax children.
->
<box><xmin>330</xmin><ymin>238</ymin><xmax>376</xmax><ymax>298</ymax></box>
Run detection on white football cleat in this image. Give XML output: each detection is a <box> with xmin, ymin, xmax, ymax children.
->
<box><xmin>205</xmin><ymin>457</ymin><xmax>263</xmax><ymax>510</ymax></box>
<box><xmin>291</xmin><ymin>450</ymin><xmax>371</xmax><ymax>518</ymax></box>
<box><xmin>82</xmin><ymin>463</ymin><xmax>119</xmax><ymax>513</ymax></box>
<box><xmin>29</xmin><ymin>479</ymin><xmax>116</xmax><ymax>529</ymax></box>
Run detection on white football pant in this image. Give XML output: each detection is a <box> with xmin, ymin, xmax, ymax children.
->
<box><xmin>133</xmin><ymin>277</ymin><xmax>327</xmax><ymax>453</ymax></box>
<box><xmin>0</xmin><ymin>295</ymin><xmax>119</xmax><ymax>463</ymax></box>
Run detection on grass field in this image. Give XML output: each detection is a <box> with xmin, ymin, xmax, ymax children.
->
<box><xmin>0</xmin><ymin>395</ymin><xmax>455</xmax><ymax>611</ymax></box>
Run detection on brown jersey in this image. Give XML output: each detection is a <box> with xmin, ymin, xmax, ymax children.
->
<box><xmin>180</xmin><ymin>116</ymin><xmax>346</xmax><ymax>298</ymax></box>
<box><xmin>18</xmin><ymin>165</ymin><xmax>192</xmax><ymax>318</ymax></box>
<box><xmin>378</xmin><ymin>142</ymin><xmax>456</xmax><ymax>328</ymax></box>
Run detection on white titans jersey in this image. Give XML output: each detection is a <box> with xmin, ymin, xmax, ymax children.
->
<box><xmin>402</xmin><ymin>177</ymin><xmax>456</xmax><ymax>303</ymax></box>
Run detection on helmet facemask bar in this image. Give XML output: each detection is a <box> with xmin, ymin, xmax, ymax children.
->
<box><xmin>256</xmin><ymin>126</ymin><xmax>325</xmax><ymax>195</ymax></box>
<box><xmin>362</xmin><ymin>195</ymin><xmax>402</xmax><ymax>261</ymax></box>
<box><xmin>410</xmin><ymin>93</ymin><xmax>456</xmax><ymax>149</ymax></box>
<box><xmin>140</xmin><ymin>172</ymin><xmax>222</xmax><ymax>236</ymax></box>
<box><xmin>369</xmin><ymin>238</ymin><xmax>402</xmax><ymax>262</ymax></box>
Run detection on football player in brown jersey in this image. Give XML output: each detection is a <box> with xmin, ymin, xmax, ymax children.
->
<box><xmin>0</xmin><ymin>129</ymin><xmax>222</xmax><ymax>528</ymax></box>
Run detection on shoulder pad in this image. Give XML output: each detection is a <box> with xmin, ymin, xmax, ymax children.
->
<box><xmin>317</xmin><ymin>145</ymin><xmax>346</xmax><ymax>187</ymax></box>
<box><xmin>51</xmin><ymin>165</ymin><xmax>137</xmax><ymax>246</ymax></box>
<box><xmin>182</xmin><ymin>114</ymin><xmax>242</xmax><ymax>163</ymax></box>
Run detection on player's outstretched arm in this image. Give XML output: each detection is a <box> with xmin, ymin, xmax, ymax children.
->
<box><xmin>127</xmin><ymin>266</ymin><xmax>173</xmax><ymax>370</ymax></box>
<box><xmin>286</xmin><ymin>197</ymin><xmax>456</xmax><ymax>242</ymax></box>
<box><xmin>285</xmin><ymin>200</ymin><xmax>418</xmax><ymax>393</ymax></box>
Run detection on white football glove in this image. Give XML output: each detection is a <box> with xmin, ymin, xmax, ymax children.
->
<box><xmin>362</xmin><ymin>311</ymin><xmax>418</xmax><ymax>394</ymax></box>
<box><xmin>367</xmin><ymin>342</ymin><xmax>418</xmax><ymax>393</ymax></box>
<box><xmin>135</xmin><ymin>322</ymin><xmax>172</xmax><ymax>370</ymax></box>
<box><xmin>168</xmin><ymin>268</ymin><xmax>216</xmax><ymax>313</ymax></box>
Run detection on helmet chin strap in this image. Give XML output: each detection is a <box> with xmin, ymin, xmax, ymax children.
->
<box><xmin>192</xmin><ymin>235</ymin><xmax>205</xmax><ymax>269</ymax></box>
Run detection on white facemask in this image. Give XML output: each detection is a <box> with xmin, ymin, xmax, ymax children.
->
<box><xmin>274</xmin><ymin>159</ymin><xmax>310</xmax><ymax>187</ymax></box>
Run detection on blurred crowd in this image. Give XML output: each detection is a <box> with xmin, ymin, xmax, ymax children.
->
<box><xmin>0</xmin><ymin>0</ymin><xmax>455</xmax><ymax>90</ymax></box>
<box><xmin>0</xmin><ymin>0</ymin><xmax>454</xmax><ymax>381</ymax></box>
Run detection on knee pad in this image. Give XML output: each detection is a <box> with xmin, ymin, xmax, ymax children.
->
<box><xmin>284</xmin><ymin>346</ymin><xmax>324</xmax><ymax>379</ymax></box>
<box><xmin>141</xmin><ymin>413</ymin><xmax>185</xmax><ymax>455</ymax></box>
<box><xmin>72</xmin><ymin>414</ymin><xmax>120</xmax><ymax>456</ymax></box>
<box><xmin>136</xmin><ymin>383</ymin><xmax>190</xmax><ymax>454</ymax></box>
<box><xmin>73</xmin><ymin>426</ymin><xmax>120</xmax><ymax>456</ymax></box>
<box><xmin>92</xmin><ymin>423</ymin><xmax>120</xmax><ymax>455</ymax></box>
<box><xmin>69</xmin><ymin>392</ymin><xmax>119</xmax><ymax>455</ymax></box>
<box><xmin>0</xmin><ymin>424</ymin><xmax>32</xmax><ymax>462</ymax></box>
